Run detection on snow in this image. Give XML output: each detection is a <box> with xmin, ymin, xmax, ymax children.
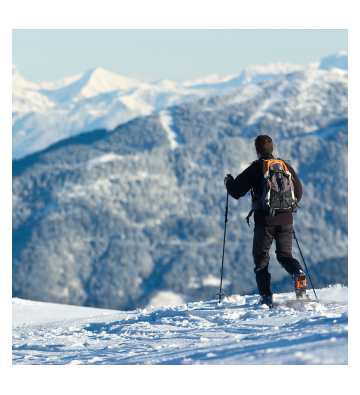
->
<box><xmin>241</xmin><ymin>62</ymin><xmax>307</xmax><ymax>82</ymax></box>
<box><xmin>242</xmin><ymin>92</ymin><xmax>285</xmax><ymax>136</ymax></box>
<box><xmin>159</xmin><ymin>109</ymin><xmax>184</xmax><ymax>149</ymax></box>
<box><xmin>319</xmin><ymin>51</ymin><xmax>348</xmax><ymax>71</ymax></box>
<box><xmin>42</xmin><ymin>67</ymin><xmax>142</xmax><ymax>102</ymax></box>
<box><xmin>147</xmin><ymin>291</ymin><xmax>186</xmax><ymax>308</ymax></box>
<box><xmin>12</xmin><ymin>64</ymin><xmax>39</xmax><ymax>91</ymax></box>
<box><xmin>12</xmin><ymin>285</ymin><xmax>348</xmax><ymax>365</ymax></box>
<box><xmin>240</xmin><ymin>79</ymin><xmax>291</xmax><ymax>137</ymax></box>
<box><xmin>227</xmin><ymin>83</ymin><xmax>263</xmax><ymax>105</ymax></box>
<box><xmin>76</xmin><ymin>67</ymin><xmax>141</xmax><ymax>99</ymax></box>
<box><xmin>85</xmin><ymin>153</ymin><xmax>124</xmax><ymax>168</ymax></box>
<box><xmin>240</xmin><ymin>68</ymin><xmax>347</xmax><ymax>138</ymax></box>
<box><xmin>39</xmin><ymin>73</ymin><xmax>83</xmax><ymax>91</ymax></box>
<box><xmin>202</xmin><ymin>274</ymin><xmax>222</xmax><ymax>287</ymax></box>
<box><xmin>182</xmin><ymin>73</ymin><xmax>237</xmax><ymax>87</ymax></box>
<box><xmin>12</xmin><ymin>52</ymin><xmax>348</xmax><ymax>160</ymax></box>
<box><xmin>12</xmin><ymin>298</ymin><xmax>121</xmax><ymax>325</ymax></box>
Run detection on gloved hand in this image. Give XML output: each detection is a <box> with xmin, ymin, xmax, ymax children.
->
<box><xmin>224</xmin><ymin>174</ymin><xmax>234</xmax><ymax>185</ymax></box>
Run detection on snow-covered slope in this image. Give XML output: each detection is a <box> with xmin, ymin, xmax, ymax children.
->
<box><xmin>12</xmin><ymin>297</ymin><xmax>122</xmax><ymax>325</ymax></box>
<box><xmin>12</xmin><ymin>285</ymin><xmax>348</xmax><ymax>365</ymax></box>
<box><xmin>12</xmin><ymin>67</ymin><xmax>206</xmax><ymax>159</ymax></box>
<box><xmin>12</xmin><ymin>52</ymin><xmax>347</xmax><ymax>159</ymax></box>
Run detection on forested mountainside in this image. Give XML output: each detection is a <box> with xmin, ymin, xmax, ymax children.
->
<box><xmin>12</xmin><ymin>68</ymin><xmax>348</xmax><ymax>310</ymax></box>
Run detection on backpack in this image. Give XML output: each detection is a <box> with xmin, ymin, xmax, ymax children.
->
<box><xmin>245</xmin><ymin>158</ymin><xmax>299</xmax><ymax>227</ymax></box>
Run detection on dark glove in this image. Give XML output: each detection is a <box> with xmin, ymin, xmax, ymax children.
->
<box><xmin>224</xmin><ymin>174</ymin><xmax>234</xmax><ymax>185</ymax></box>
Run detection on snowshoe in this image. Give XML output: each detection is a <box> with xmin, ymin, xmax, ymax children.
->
<box><xmin>258</xmin><ymin>295</ymin><xmax>274</xmax><ymax>309</ymax></box>
<box><xmin>292</xmin><ymin>269</ymin><xmax>306</xmax><ymax>299</ymax></box>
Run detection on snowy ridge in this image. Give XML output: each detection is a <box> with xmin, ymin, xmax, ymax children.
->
<box><xmin>12</xmin><ymin>52</ymin><xmax>347</xmax><ymax>159</ymax></box>
<box><xmin>182</xmin><ymin>73</ymin><xmax>238</xmax><ymax>87</ymax></box>
<box><xmin>241</xmin><ymin>68</ymin><xmax>347</xmax><ymax>137</ymax></box>
<box><xmin>40</xmin><ymin>67</ymin><xmax>141</xmax><ymax>103</ymax></box>
<box><xmin>12</xmin><ymin>285</ymin><xmax>348</xmax><ymax>365</ymax></box>
<box><xmin>319</xmin><ymin>51</ymin><xmax>348</xmax><ymax>71</ymax></box>
<box><xmin>39</xmin><ymin>73</ymin><xmax>83</xmax><ymax>91</ymax></box>
<box><xmin>241</xmin><ymin>79</ymin><xmax>290</xmax><ymax>137</ymax></box>
<box><xmin>239</xmin><ymin>61</ymin><xmax>315</xmax><ymax>84</ymax></box>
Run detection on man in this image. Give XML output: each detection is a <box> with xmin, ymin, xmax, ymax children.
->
<box><xmin>224</xmin><ymin>135</ymin><xmax>305</xmax><ymax>308</ymax></box>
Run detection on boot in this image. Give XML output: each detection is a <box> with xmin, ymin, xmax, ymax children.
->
<box><xmin>258</xmin><ymin>294</ymin><xmax>274</xmax><ymax>309</ymax></box>
<box><xmin>292</xmin><ymin>269</ymin><xmax>306</xmax><ymax>299</ymax></box>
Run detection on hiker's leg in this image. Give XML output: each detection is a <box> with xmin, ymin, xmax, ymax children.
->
<box><xmin>274</xmin><ymin>224</ymin><xmax>302</xmax><ymax>275</ymax></box>
<box><xmin>253</xmin><ymin>225</ymin><xmax>275</xmax><ymax>296</ymax></box>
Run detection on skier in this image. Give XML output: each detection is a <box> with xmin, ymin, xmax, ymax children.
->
<box><xmin>224</xmin><ymin>135</ymin><xmax>305</xmax><ymax>308</ymax></box>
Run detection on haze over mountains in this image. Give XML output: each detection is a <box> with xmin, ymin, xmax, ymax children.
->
<box><xmin>12</xmin><ymin>63</ymin><xmax>348</xmax><ymax>311</ymax></box>
<box><xmin>12</xmin><ymin>51</ymin><xmax>347</xmax><ymax>160</ymax></box>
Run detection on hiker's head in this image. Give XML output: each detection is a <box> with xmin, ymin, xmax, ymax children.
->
<box><xmin>255</xmin><ymin>135</ymin><xmax>274</xmax><ymax>158</ymax></box>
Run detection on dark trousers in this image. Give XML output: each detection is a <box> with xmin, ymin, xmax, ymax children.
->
<box><xmin>252</xmin><ymin>224</ymin><xmax>302</xmax><ymax>296</ymax></box>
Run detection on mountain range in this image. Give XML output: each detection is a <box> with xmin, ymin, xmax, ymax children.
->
<box><xmin>12</xmin><ymin>51</ymin><xmax>347</xmax><ymax>160</ymax></box>
<box><xmin>12</xmin><ymin>65</ymin><xmax>348</xmax><ymax>311</ymax></box>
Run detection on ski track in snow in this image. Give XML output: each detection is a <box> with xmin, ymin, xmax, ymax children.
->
<box><xmin>12</xmin><ymin>286</ymin><xmax>348</xmax><ymax>365</ymax></box>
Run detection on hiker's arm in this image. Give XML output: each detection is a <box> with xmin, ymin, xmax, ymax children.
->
<box><xmin>225</xmin><ymin>166</ymin><xmax>252</xmax><ymax>200</ymax></box>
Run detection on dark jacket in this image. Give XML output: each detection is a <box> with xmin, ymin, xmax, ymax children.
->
<box><xmin>225</xmin><ymin>154</ymin><xmax>303</xmax><ymax>226</ymax></box>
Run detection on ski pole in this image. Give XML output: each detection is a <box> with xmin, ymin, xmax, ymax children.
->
<box><xmin>293</xmin><ymin>228</ymin><xmax>317</xmax><ymax>299</ymax></box>
<box><xmin>217</xmin><ymin>174</ymin><xmax>231</xmax><ymax>304</ymax></box>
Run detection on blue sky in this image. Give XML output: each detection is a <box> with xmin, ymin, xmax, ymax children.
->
<box><xmin>13</xmin><ymin>29</ymin><xmax>347</xmax><ymax>83</ymax></box>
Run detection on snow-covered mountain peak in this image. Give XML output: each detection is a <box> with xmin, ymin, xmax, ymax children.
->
<box><xmin>39</xmin><ymin>67</ymin><xmax>143</xmax><ymax>103</ymax></box>
<box><xmin>12</xmin><ymin>52</ymin><xmax>348</xmax><ymax>159</ymax></box>
<box><xmin>12</xmin><ymin>64</ymin><xmax>39</xmax><ymax>91</ymax></box>
<box><xmin>150</xmin><ymin>78</ymin><xmax>184</xmax><ymax>89</ymax></box>
<box><xmin>39</xmin><ymin>73</ymin><xmax>84</xmax><ymax>91</ymax></box>
<box><xmin>336</xmin><ymin>50</ymin><xmax>347</xmax><ymax>57</ymax></box>
<box><xmin>79</xmin><ymin>67</ymin><xmax>141</xmax><ymax>98</ymax></box>
<box><xmin>319</xmin><ymin>51</ymin><xmax>348</xmax><ymax>70</ymax></box>
<box><xmin>182</xmin><ymin>74</ymin><xmax>237</xmax><ymax>87</ymax></box>
<box><xmin>182</xmin><ymin>74</ymin><xmax>221</xmax><ymax>87</ymax></box>
<box><xmin>240</xmin><ymin>62</ymin><xmax>312</xmax><ymax>84</ymax></box>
